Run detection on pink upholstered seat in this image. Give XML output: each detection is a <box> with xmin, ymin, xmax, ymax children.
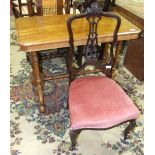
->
<box><xmin>69</xmin><ymin>76</ymin><xmax>140</xmax><ymax>130</ymax></box>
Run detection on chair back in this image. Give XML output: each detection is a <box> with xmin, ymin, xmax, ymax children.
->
<box><xmin>11</xmin><ymin>0</ymin><xmax>36</xmax><ymax>17</ymax></box>
<box><xmin>67</xmin><ymin>4</ymin><xmax>121</xmax><ymax>82</ymax></box>
<box><xmin>36</xmin><ymin>0</ymin><xmax>63</xmax><ymax>15</ymax></box>
<box><xmin>79</xmin><ymin>0</ymin><xmax>112</xmax><ymax>13</ymax></box>
<box><xmin>11</xmin><ymin>0</ymin><xmax>64</xmax><ymax>18</ymax></box>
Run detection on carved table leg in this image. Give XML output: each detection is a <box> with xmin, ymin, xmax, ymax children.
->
<box><xmin>101</xmin><ymin>43</ymin><xmax>110</xmax><ymax>63</ymax></box>
<box><xmin>30</xmin><ymin>51</ymin><xmax>46</xmax><ymax>113</ymax></box>
<box><xmin>112</xmin><ymin>41</ymin><xmax>122</xmax><ymax>77</ymax></box>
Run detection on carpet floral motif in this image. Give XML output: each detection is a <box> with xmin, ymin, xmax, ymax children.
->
<box><xmin>10</xmin><ymin>58</ymin><xmax>70</xmax><ymax>138</ymax></box>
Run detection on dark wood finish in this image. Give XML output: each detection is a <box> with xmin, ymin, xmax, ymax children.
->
<box><xmin>71</xmin><ymin>0</ymin><xmax>117</xmax><ymax>64</ymax></box>
<box><xmin>70</xmin><ymin>120</ymin><xmax>136</xmax><ymax>150</ymax></box>
<box><xmin>67</xmin><ymin>9</ymin><xmax>121</xmax><ymax>82</ymax></box>
<box><xmin>70</xmin><ymin>130</ymin><xmax>81</xmax><ymax>151</ymax></box>
<box><xmin>102</xmin><ymin>0</ymin><xmax>111</xmax><ymax>11</ymax></box>
<box><xmin>67</xmin><ymin>8</ymin><xmax>139</xmax><ymax>150</ymax></box>
<box><xmin>27</xmin><ymin>0</ymin><xmax>34</xmax><ymax>16</ymax></box>
<box><xmin>57</xmin><ymin>0</ymin><xmax>64</xmax><ymax>14</ymax></box>
<box><xmin>36</xmin><ymin>0</ymin><xmax>43</xmax><ymax>15</ymax></box>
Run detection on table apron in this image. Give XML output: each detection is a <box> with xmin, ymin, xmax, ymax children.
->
<box><xmin>18</xmin><ymin>33</ymin><xmax>139</xmax><ymax>52</ymax></box>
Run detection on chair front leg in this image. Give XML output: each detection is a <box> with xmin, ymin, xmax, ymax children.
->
<box><xmin>70</xmin><ymin>129</ymin><xmax>81</xmax><ymax>151</ymax></box>
<box><xmin>124</xmin><ymin>120</ymin><xmax>136</xmax><ymax>140</ymax></box>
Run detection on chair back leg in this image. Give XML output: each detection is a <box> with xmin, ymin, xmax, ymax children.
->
<box><xmin>124</xmin><ymin>120</ymin><xmax>136</xmax><ymax>140</ymax></box>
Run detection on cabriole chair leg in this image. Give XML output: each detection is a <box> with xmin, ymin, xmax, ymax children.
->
<box><xmin>70</xmin><ymin>130</ymin><xmax>81</xmax><ymax>151</ymax></box>
<box><xmin>124</xmin><ymin>120</ymin><xmax>136</xmax><ymax>140</ymax></box>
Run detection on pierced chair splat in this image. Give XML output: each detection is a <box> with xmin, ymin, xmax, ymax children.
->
<box><xmin>67</xmin><ymin>7</ymin><xmax>140</xmax><ymax>150</ymax></box>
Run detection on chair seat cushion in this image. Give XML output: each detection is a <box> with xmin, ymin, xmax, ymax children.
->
<box><xmin>69</xmin><ymin>76</ymin><xmax>140</xmax><ymax>130</ymax></box>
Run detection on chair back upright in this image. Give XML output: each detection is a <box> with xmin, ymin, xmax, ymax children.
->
<box><xmin>102</xmin><ymin>0</ymin><xmax>112</xmax><ymax>11</ymax></box>
<box><xmin>67</xmin><ymin>5</ymin><xmax>121</xmax><ymax>83</ymax></box>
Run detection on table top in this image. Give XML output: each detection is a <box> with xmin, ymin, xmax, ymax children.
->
<box><xmin>15</xmin><ymin>13</ymin><xmax>141</xmax><ymax>52</ymax></box>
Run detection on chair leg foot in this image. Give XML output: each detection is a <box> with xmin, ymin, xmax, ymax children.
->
<box><xmin>70</xmin><ymin>130</ymin><xmax>81</xmax><ymax>151</ymax></box>
<box><xmin>124</xmin><ymin>120</ymin><xmax>136</xmax><ymax>140</ymax></box>
<box><xmin>70</xmin><ymin>144</ymin><xmax>76</xmax><ymax>151</ymax></box>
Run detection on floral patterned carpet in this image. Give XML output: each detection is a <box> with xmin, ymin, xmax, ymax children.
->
<box><xmin>10</xmin><ymin>16</ymin><xmax>144</xmax><ymax>155</ymax></box>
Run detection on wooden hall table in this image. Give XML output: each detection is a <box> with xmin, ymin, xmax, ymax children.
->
<box><xmin>15</xmin><ymin>13</ymin><xmax>141</xmax><ymax>113</ymax></box>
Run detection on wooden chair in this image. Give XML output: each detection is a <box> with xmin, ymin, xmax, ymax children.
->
<box><xmin>11</xmin><ymin>0</ymin><xmax>36</xmax><ymax>17</ymax></box>
<box><xmin>36</xmin><ymin>0</ymin><xmax>63</xmax><ymax>15</ymax></box>
<box><xmin>72</xmin><ymin>0</ymin><xmax>112</xmax><ymax>14</ymax></box>
<box><xmin>67</xmin><ymin>5</ymin><xmax>140</xmax><ymax>150</ymax></box>
<box><xmin>11</xmin><ymin>0</ymin><xmax>64</xmax><ymax>18</ymax></box>
<box><xmin>71</xmin><ymin>0</ymin><xmax>114</xmax><ymax>67</ymax></box>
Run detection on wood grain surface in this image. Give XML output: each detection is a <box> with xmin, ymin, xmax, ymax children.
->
<box><xmin>15</xmin><ymin>13</ymin><xmax>141</xmax><ymax>52</ymax></box>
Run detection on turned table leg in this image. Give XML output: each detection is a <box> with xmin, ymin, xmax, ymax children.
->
<box><xmin>101</xmin><ymin>43</ymin><xmax>110</xmax><ymax>63</ymax></box>
<box><xmin>30</xmin><ymin>51</ymin><xmax>46</xmax><ymax>113</ymax></box>
<box><xmin>112</xmin><ymin>41</ymin><xmax>123</xmax><ymax>77</ymax></box>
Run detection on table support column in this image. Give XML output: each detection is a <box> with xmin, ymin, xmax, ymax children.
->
<box><xmin>31</xmin><ymin>51</ymin><xmax>45</xmax><ymax>113</ymax></box>
<box><xmin>112</xmin><ymin>41</ymin><xmax>122</xmax><ymax>77</ymax></box>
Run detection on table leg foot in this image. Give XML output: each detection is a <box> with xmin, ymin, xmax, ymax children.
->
<box><xmin>40</xmin><ymin>105</ymin><xmax>46</xmax><ymax>113</ymax></box>
<box><xmin>37</xmin><ymin>84</ymin><xmax>45</xmax><ymax>113</ymax></box>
